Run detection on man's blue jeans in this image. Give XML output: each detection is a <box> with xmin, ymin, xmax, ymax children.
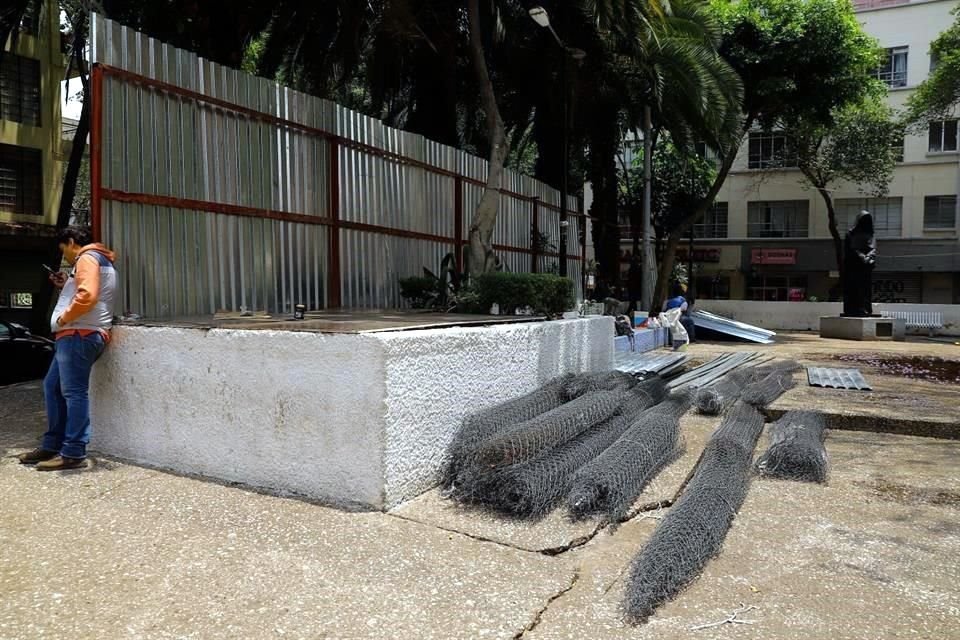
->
<box><xmin>41</xmin><ymin>332</ymin><xmax>106</xmax><ymax>459</ymax></box>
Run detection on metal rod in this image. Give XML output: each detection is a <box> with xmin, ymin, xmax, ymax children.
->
<box><xmin>90</xmin><ymin>64</ymin><xmax>104</xmax><ymax>241</ymax></box>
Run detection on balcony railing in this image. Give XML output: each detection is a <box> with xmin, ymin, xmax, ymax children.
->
<box><xmin>853</xmin><ymin>0</ymin><xmax>910</xmax><ymax>11</ymax></box>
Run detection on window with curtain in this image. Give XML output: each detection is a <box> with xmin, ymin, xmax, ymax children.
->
<box><xmin>835</xmin><ymin>197</ymin><xmax>902</xmax><ymax>238</ymax></box>
<box><xmin>747</xmin><ymin>201</ymin><xmax>809</xmax><ymax>238</ymax></box>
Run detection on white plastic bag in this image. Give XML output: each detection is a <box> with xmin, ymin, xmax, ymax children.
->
<box><xmin>659</xmin><ymin>307</ymin><xmax>689</xmax><ymax>348</ymax></box>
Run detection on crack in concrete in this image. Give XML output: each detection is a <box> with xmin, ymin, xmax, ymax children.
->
<box><xmin>512</xmin><ymin>569</ymin><xmax>580</xmax><ymax>639</ymax></box>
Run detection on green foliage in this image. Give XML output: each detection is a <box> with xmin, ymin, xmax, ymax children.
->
<box><xmin>906</xmin><ymin>7</ymin><xmax>960</xmax><ymax>125</ymax></box>
<box><xmin>475</xmin><ymin>273</ymin><xmax>575</xmax><ymax>317</ymax></box>
<box><xmin>619</xmin><ymin>141</ymin><xmax>717</xmax><ymax>240</ymax></box>
<box><xmin>794</xmin><ymin>98</ymin><xmax>903</xmax><ymax>197</ymax></box>
<box><xmin>712</xmin><ymin>0</ymin><xmax>883</xmax><ymax>128</ymax></box>
<box><xmin>398</xmin><ymin>252</ymin><xmax>463</xmax><ymax>311</ymax></box>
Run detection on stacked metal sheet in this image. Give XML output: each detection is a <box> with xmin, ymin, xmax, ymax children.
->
<box><xmin>691</xmin><ymin>311</ymin><xmax>776</xmax><ymax>345</ymax></box>
<box><xmin>614</xmin><ymin>352</ymin><xmax>689</xmax><ymax>377</ymax></box>
<box><xmin>807</xmin><ymin>367</ymin><xmax>872</xmax><ymax>391</ymax></box>
<box><xmin>667</xmin><ymin>352</ymin><xmax>761</xmax><ymax>390</ymax></box>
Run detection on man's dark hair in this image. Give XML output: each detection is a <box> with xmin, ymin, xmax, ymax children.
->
<box><xmin>671</xmin><ymin>282</ymin><xmax>685</xmax><ymax>298</ymax></box>
<box><xmin>57</xmin><ymin>226</ymin><xmax>92</xmax><ymax>247</ymax></box>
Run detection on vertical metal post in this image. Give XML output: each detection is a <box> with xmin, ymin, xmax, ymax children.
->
<box><xmin>641</xmin><ymin>106</ymin><xmax>655</xmax><ymax>312</ymax></box>
<box><xmin>531</xmin><ymin>197</ymin><xmax>540</xmax><ymax>273</ymax></box>
<box><xmin>327</xmin><ymin>139</ymin><xmax>342</xmax><ymax>308</ymax></box>
<box><xmin>90</xmin><ymin>65</ymin><xmax>104</xmax><ymax>241</ymax></box>
<box><xmin>688</xmin><ymin>224</ymin><xmax>696</xmax><ymax>301</ymax></box>
<box><xmin>559</xmin><ymin>52</ymin><xmax>569</xmax><ymax>278</ymax></box>
<box><xmin>454</xmin><ymin>175</ymin><xmax>464</xmax><ymax>275</ymax></box>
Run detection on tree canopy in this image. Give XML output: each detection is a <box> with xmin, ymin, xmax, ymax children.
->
<box><xmin>906</xmin><ymin>7</ymin><xmax>960</xmax><ymax>125</ymax></box>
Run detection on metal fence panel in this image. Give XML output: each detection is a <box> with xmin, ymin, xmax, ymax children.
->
<box><xmin>90</xmin><ymin>13</ymin><xmax>583</xmax><ymax>317</ymax></box>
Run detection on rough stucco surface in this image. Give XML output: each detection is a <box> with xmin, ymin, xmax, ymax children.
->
<box><xmin>376</xmin><ymin>317</ymin><xmax>614</xmax><ymax>507</ymax></box>
<box><xmin>90</xmin><ymin>327</ymin><xmax>387</xmax><ymax>507</ymax></box>
<box><xmin>90</xmin><ymin>318</ymin><xmax>613</xmax><ymax>510</ymax></box>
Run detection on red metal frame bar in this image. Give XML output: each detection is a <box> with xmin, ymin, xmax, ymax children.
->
<box><xmin>90</xmin><ymin>65</ymin><xmax>103</xmax><ymax>241</ymax></box>
<box><xmin>328</xmin><ymin>139</ymin><xmax>342</xmax><ymax>308</ymax></box>
<box><xmin>97</xmin><ymin>64</ymin><xmax>588</xmax><ymax>219</ymax></box>
<box><xmin>454</xmin><ymin>176</ymin><xmax>464</xmax><ymax>273</ymax></box>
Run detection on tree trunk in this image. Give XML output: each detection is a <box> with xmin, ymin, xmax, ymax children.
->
<box><xmin>31</xmin><ymin>66</ymin><xmax>91</xmax><ymax>334</ymax></box>
<box><xmin>649</xmin><ymin>118</ymin><xmax>753</xmax><ymax>313</ymax></box>
<box><xmin>466</xmin><ymin>0</ymin><xmax>509</xmax><ymax>276</ymax></box>
<box><xmin>587</xmin><ymin>103</ymin><xmax>621</xmax><ymax>292</ymax></box>
<box><xmin>816</xmin><ymin>185</ymin><xmax>845</xmax><ymax>284</ymax></box>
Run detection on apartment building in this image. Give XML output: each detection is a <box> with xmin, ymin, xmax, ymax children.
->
<box><xmin>0</xmin><ymin>1</ymin><xmax>67</xmax><ymax>328</ymax></box>
<box><xmin>636</xmin><ymin>0</ymin><xmax>960</xmax><ymax>304</ymax></box>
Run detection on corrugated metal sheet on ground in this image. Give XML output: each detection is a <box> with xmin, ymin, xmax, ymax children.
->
<box><xmin>614</xmin><ymin>352</ymin><xmax>688</xmax><ymax>375</ymax></box>
<box><xmin>692</xmin><ymin>310</ymin><xmax>776</xmax><ymax>344</ymax></box>
<box><xmin>667</xmin><ymin>352</ymin><xmax>761</xmax><ymax>390</ymax></box>
<box><xmin>807</xmin><ymin>367</ymin><xmax>872</xmax><ymax>391</ymax></box>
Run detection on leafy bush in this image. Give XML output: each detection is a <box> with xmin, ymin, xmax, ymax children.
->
<box><xmin>476</xmin><ymin>273</ymin><xmax>574</xmax><ymax>317</ymax></box>
<box><xmin>399</xmin><ymin>276</ymin><xmax>439</xmax><ymax>309</ymax></box>
<box><xmin>399</xmin><ymin>253</ymin><xmax>463</xmax><ymax>311</ymax></box>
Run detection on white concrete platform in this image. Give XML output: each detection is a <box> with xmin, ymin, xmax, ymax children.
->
<box><xmin>819</xmin><ymin>315</ymin><xmax>906</xmax><ymax>341</ymax></box>
<box><xmin>90</xmin><ymin>317</ymin><xmax>614</xmax><ymax>510</ymax></box>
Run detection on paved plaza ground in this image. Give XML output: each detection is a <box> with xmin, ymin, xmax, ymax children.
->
<box><xmin>1</xmin><ymin>333</ymin><xmax>958</xmax><ymax>639</ymax></box>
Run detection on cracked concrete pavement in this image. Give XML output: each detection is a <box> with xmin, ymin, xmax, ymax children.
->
<box><xmin>3</xmin><ymin>336</ymin><xmax>960</xmax><ymax>639</ymax></box>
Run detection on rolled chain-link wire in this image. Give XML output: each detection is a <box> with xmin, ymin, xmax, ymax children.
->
<box><xmin>473</xmin><ymin>390</ymin><xmax>625</xmax><ymax>468</ymax></box>
<box><xmin>624</xmin><ymin>401</ymin><xmax>765</xmax><ymax>624</ymax></box>
<box><xmin>440</xmin><ymin>374</ymin><xmax>571</xmax><ymax>488</ymax></box>
<box><xmin>564</xmin><ymin>370</ymin><xmax>639</xmax><ymax>399</ymax></box>
<box><xmin>756</xmin><ymin>410</ymin><xmax>828</xmax><ymax>483</ymax></box>
<box><xmin>694</xmin><ymin>368</ymin><xmax>756</xmax><ymax>416</ymax></box>
<box><xmin>567</xmin><ymin>392</ymin><xmax>692</xmax><ymax>522</ymax></box>
<box><xmin>463</xmin><ymin>379</ymin><xmax>669</xmax><ymax>517</ymax></box>
<box><xmin>740</xmin><ymin>363</ymin><xmax>798</xmax><ymax>408</ymax></box>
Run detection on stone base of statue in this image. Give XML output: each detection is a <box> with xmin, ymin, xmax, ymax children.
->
<box><xmin>820</xmin><ymin>316</ymin><xmax>906</xmax><ymax>341</ymax></box>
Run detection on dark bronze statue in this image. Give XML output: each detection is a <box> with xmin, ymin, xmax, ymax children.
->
<box><xmin>842</xmin><ymin>210</ymin><xmax>877</xmax><ymax>317</ymax></box>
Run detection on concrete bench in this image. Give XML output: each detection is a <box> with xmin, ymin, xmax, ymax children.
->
<box><xmin>880</xmin><ymin>310</ymin><xmax>944</xmax><ymax>335</ymax></box>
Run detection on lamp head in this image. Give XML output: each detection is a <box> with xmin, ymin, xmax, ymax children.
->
<box><xmin>529</xmin><ymin>6</ymin><xmax>550</xmax><ymax>28</ymax></box>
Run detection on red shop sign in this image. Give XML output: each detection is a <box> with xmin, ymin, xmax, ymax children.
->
<box><xmin>751</xmin><ymin>248</ymin><xmax>797</xmax><ymax>265</ymax></box>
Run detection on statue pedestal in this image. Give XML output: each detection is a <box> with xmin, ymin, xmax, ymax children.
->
<box><xmin>820</xmin><ymin>316</ymin><xmax>906</xmax><ymax>341</ymax></box>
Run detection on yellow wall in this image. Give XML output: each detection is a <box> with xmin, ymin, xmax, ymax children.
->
<box><xmin>0</xmin><ymin>1</ymin><xmax>66</xmax><ymax>228</ymax></box>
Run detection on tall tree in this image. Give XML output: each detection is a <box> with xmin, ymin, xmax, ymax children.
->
<box><xmin>465</xmin><ymin>0</ymin><xmax>508</xmax><ymax>275</ymax></box>
<box><xmin>791</xmin><ymin>99</ymin><xmax>903</xmax><ymax>280</ymax></box>
<box><xmin>905</xmin><ymin>7</ymin><xmax>960</xmax><ymax>125</ymax></box>
<box><xmin>649</xmin><ymin>0</ymin><xmax>882</xmax><ymax>311</ymax></box>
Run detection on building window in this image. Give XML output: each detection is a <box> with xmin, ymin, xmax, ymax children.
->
<box><xmin>748</xmin><ymin>132</ymin><xmax>796</xmax><ymax>169</ymax></box>
<box><xmin>929</xmin><ymin>119</ymin><xmax>958</xmax><ymax>153</ymax></box>
<box><xmin>923</xmin><ymin>195</ymin><xmax>957</xmax><ymax>230</ymax></box>
<box><xmin>0</xmin><ymin>53</ymin><xmax>41</xmax><ymax>126</ymax></box>
<box><xmin>695</xmin><ymin>275</ymin><xmax>730</xmax><ymax>300</ymax></box>
<box><xmin>836</xmin><ymin>197</ymin><xmax>902</xmax><ymax>238</ymax></box>
<box><xmin>0</xmin><ymin>144</ymin><xmax>43</xmax><ymax>216</ymax></box>
<box><xmin>694</xmin><ymin>142</ymin><xmax>722</xmax><ymax>166</ymax></box>
<box><xmin>890</xmin><ymin>134</ymin><xmax>904</xmax><ymax>162</ymax></box>
<box><xmin>18</xmin><ymin>0</ymin><xmax>42</xmax><ymax>35</ymax></box>
<box><xmin>693</xmin><ymin>202</ymin><xmax>728</xmax><ymax>238</ymax></box>
<box><xmin>875</xmin><ymin>47</ymin><xmax>908</xmax><ymax>88</ymax></box>
<box><xmin>748</xmin><ymin>274</ymin><xmax>808</xmax><ymax>302</ymax></box>
<box><xmin>747</xmin><ymin>201</ymin><xmax>809</xmax><ymax>238</ymax></box>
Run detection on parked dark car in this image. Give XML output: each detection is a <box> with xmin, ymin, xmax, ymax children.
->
<box><xmin>0</xmin><ymin>321</ymin><xmax>54</xmax><ymax>385</ymax></box>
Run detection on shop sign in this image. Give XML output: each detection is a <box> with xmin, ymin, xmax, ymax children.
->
<box><xmin>676</xmin><ymin>247</ymin><xmax>721</xmax><ymax>263</ymax></box>
<box><xmin>751</xmin><ymin>248</ymin><xmax>797</xmax><ymax>265</ymax></box>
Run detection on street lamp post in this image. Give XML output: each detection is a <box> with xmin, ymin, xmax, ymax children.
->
<box><xmin>530</xmin><ymin>6</ymin><xmax>585</xmax><ymax>279</ymax></box>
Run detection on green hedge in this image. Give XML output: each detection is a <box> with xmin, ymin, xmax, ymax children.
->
<box><xmin>475</xmin><ymin>273</ymin><xmax>574</xmax><ymax>317</ymax></box>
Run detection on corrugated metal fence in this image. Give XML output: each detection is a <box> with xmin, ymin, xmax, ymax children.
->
<box><xmin>88</xmin><ymin>13</ymin><xmax>584</xmax><ymax>318</ymax></box>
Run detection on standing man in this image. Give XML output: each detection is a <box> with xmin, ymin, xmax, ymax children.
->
<box><xmin>18</xmin><ymin>226</ymin><xmax>117</xmax><ymax>471</ymax></box>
